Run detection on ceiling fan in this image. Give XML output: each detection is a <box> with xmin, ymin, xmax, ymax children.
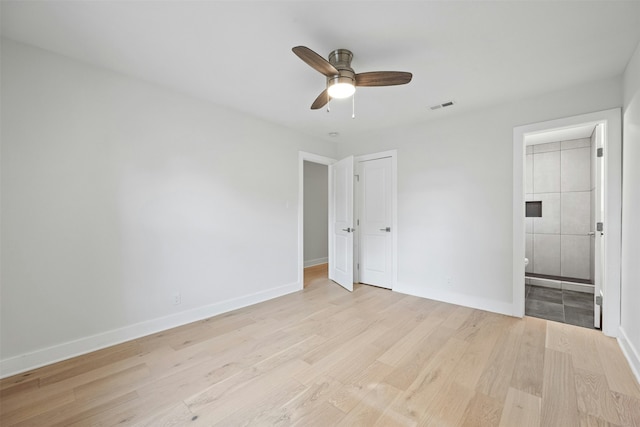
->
<box><xmin>292</xmin><ymin>46</ymin><xmax>412</xmax><ymax>110</ymax></box>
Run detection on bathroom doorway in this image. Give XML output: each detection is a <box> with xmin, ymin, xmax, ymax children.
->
<box><xmin>512</xmin><ymin>109</ymin><xmax>622</xmax><ymax>337</ymax></box>
<box><xmin>523</xmin><ymin>124</ymin><xmax>602</xmax><ymax>328</ymax></box>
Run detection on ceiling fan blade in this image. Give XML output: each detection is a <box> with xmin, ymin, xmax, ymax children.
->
<box><xmin>355</xmin><ymin>71</ymin><xmax>413</xmax><ymax>87</ymax></box>
<box><xmin>292</xmin><ymin>46</ymin><xmax>339</xmax><ymax>77</ymax></box>
<box><xmin>311</xmin><ymin>89</ymin><xmax>331</xmax><ymax>110</ymax></box>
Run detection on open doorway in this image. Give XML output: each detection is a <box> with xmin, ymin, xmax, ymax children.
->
<box><xmin>303</xmin><ymin>160</ymin><xmax>329</xmax><ymax>287</ymax></box>
<box><xmin>522</xmin><ymin>124</ymin><xmax>602</xmax><ymax>329</ymax></box>
<box><xmin>513</xmin><ymin>108</ymin><xmax>622</xmax><ymax>337</ymax></box>
<box><xmin>298</xmin><ymin>152</ymin><xmax>335</xmax><ymax>289</ymax></box>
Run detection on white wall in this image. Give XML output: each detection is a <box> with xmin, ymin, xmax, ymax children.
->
<box><xmin>303</xmin><ymin>161</ymin><xmax>328</xmax><ymax>267</ymax></box>
<box><xmin>620</xmin><ymin>40</ymin><xmax>640</xmax><ymax>381</ymax></box>
<box><xmin>0</xmin><ymin>39</ymin><xmax>335</xmax><ymax>376</ymax></box>
<box><xmin>338</xmin><ymin>77</ymin><xmax>622</xmax><ymax>315</ymax></box>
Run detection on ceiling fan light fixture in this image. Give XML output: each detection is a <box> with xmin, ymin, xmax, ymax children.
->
<box><xmin>327</xmin><ymin>81</ymin><xmax>355</xmax><ymax>99</ymax></box>
<box><xmin>327</xmin><ymin>72</ymin><xmax>356</xmax><ymax>99</ymax></box>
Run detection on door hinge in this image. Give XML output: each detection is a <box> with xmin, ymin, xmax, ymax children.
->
<box><xmin>595</xmin><ymin>295</ymin><xmax>602</xmax><ymax>306</ymax></box>
<box><xmin>357</xmin><ymin>263</ymin><xmax>359</xmax><ymax>270</ymax></box>
<box><xmin>597</xmin><ymin>147</ymin><xmax>604</xmax><ymax>158</ymax></box>
<box><xmin>357</xmin><ymin>219</ymin><xmax>359</xmax><ymax>226</ymax></box>
<box><xmin>596</xmin><ymin>222</ymin><xmax>604</xmax><ymax>232</ymax></box>
<box><xmin>355</xmin><ymin>174</ymin><xmax>360</xmax><ymax>182</ymax></box>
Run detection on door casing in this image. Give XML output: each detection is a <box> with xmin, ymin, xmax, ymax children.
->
<box><xmin>512</xmin><ymin>108</ymin><xmax>622</xmax><ymax>338</ymax></box>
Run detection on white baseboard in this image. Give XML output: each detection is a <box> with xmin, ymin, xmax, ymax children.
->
<box><xmin>618</xmin><ymin>326</ymin><xmax>640</xmax><ymax>386</ymax></box>
<box><xmin>0</xmin><ymin>281</ymin><xmax>300</xmax><ymax>379</ymax></box>
<box><xmin>394</xmin><ymin>282</ymin><xmax>514</xmax><ymax>317</ymax></box>
<box><xmin>304</xmin><ymin>257</ymin><xmax>328</xmax><ymax>268</ymax></box>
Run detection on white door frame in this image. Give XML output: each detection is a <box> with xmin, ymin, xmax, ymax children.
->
<box><xmin>512</xmin><ymin>108</ymin><xmax>622</xmax><ymax>337</ymax></box>
<box><xmin>297</xmin><ymin>152</ymin><xmax>336</xmax><ymax>290</ymax></box>
<box><xmin>354</xmin><ymin>150</ymin><xmax>398</xmax><ymax>289</ymax></box>
<box><xmin>298</xmin><ymin>150</ymin><xmax>398</xmax><ymax>292</ymax></box>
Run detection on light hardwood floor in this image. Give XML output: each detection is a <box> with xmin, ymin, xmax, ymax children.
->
<box><xmin>1</xmin><ymin>263</ymin><xmax>639</xmax><ymax>426</ymax></box>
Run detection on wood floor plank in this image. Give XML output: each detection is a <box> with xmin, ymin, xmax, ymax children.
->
<box><xmin>443</xmin><ymin>305</ymin><xmax>475</xmax><ymax>331</ymax></box>
<box><xmin>574</xmin><ymin>369</ymin><xmax>623</xmax><ymax>425</ymax></box>
<box><xmin>69</xmin><ymin>393</ymin><xmax>159</xmax><ymax>426</ymax></box>
<box><xmin>451</xmin><ymin>320</ymin><xmax>502</xmax><ymax>391</ymax></box>
<box><xmin>72</xmin><ymin>363</ymin><xmax>150</xmax><ymax>402</ymax></box>
<box><xmin>578</xmin><ymin>412</ymin><xmax>622</xmax><ymax>427</ymax></box>
<box><xmin>135</xmin><ymin>354</ymin><xmax>240</xmax><ymax>403</ymax></box>
<box><xmin>184</xmin><ymin>336</ymin><xmax>314</xmax><ymax>415</ymax></box>
<box><xmin>13</xmin><ymin>391</ymin><xmax>138</xmax><ymax>427</ymax></box>
<box><xmin>609</xmin><ymin>391</ymin><xmax>640</xmax><ymax>427</ymax></box>
<box><xmin>0</xmin><ymin>389</ymin><xmax>75</xmax><ymax>426</ymax></box>
<box><xmin>370</xmin><ymin>309</ymin><xmax>430</xmax><ymax>350</ymax></box>
<box><xmin>546</xmin><ymin>320</ymin><xmax>573</xmax><ymax>353</ymax></box>
<box><xmin>328</xmin><ymin>361</ymin><xmax>394</xmax><ymax>414</ymax></box>
<box><xmin>269</xmin><ymin>375</ymin><xmax>345</xmax><ymax>425</ymax></box>
<box><xmin>291</xmin><ymin>401</ymin><xmax>346</xmax><ymax>427</ymax></box>
<box><xmin>187</xmin><ymin>359</ymin><xmax>309</xmax><ymax>425</ymax></box>
<box><xmin>376</xmin><ymin>316</ymin><xmax>446</xmax><ymax>368</ymax></box>
<box><xmin>130</xmin><ymin>400</ymin><xmax>193</xmax><ymax>427</ymax></box>
<box><xmin>209</xmin><ymin>378</ymin><xmax>307</xmax><ymax>426</ymax></box>
<box><xmin>372</xmin><ymin>407</ymin><xmax>418</xmax><ymax>427</ymax></box>
<box><xmin>568</xmin><ymin>328</ymin><xmax>605</xmax><ymax>375</ymax></box>
<box><xmin>0</xmin><ymin>378</ymin><xmax>39</xmax><ymax>400</ymax></box>
<box><xmin>299</xmin><ymin>318</ymin><xmax>368</xmax><ymax>366</ymax></box>
<box><xmin>54</xmin><ymin>391</ymin><xmax>139</xmax><ymax>427</ymax></box>
<box><xmin>389</xmin><ymin>337</ymin><xmax>469</xmax><ymax>422</ymax></box>
<box><xmin>499</xmin><ymin>387</ymin><xmax>541</xmax><ymax>427</ymax></box>
<box><xmin>459</xmin><ymin>391</ymin><xmax>503</xmax><ymax>427</ymax></box>
<box><xmin>597</xmin><ymin>337</ymin><xmax>640</xmax><ymax>399</ymax></box>
<box><xmin>541</xmin><ymin>348</ymin><xmax>580</xmax><ymax>427</ymax></box>
<box><xmin>476</xmin><ymin>317</ymin><xmax>525</xmax><ymax>401</ymax></box>
<box><xmin>419</xmin><ymin>380</ymin><xmax>475</xmax><ymax>426</ymax></box>
<box><xmin>2</xmin><ymin>268</ymin><xmax>639</xmax><ymax>427</ymax></box>
<box><xmin>337</xmin><ymin>382</ymin><xmax>402</xmax><ymax>426</ymax></box>
<box><xmin>510</xmin><ymin>315</ymin><xmax>546</xmax><ymax>397</ymax></box>
<box><xmin>40</xmin><ymin>344</ymin><xmax>143</xmax><ymax>387</ymax></box>
<box><xmin>294</xmin><ymin>322</ymin><xmax>389</xmax><ymax>386</ymax></box>
<box><xmin>383</xmin><ymin>324</ymin><xmax>454</xmax><ymax>391</ymax></box>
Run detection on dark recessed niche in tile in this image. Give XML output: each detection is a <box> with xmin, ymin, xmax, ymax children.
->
<box><xmin>526</xmin><ymin>201</ymin><xmax>542</xmax><ymax>217</ymax></box>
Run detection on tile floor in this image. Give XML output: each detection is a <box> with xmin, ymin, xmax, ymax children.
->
<box><xmin>525</xmin><ymin>285</ymin><xmax>595</xmax><ymax>329</ymax></box>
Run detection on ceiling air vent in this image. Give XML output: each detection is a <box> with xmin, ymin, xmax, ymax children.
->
<box><xmin>430</xmin><ymin>101</ymin><xmax>455</xmax><ymax>110</ymax></box>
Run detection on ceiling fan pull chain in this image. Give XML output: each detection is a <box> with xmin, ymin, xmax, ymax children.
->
<box><xmin>327</xmin><ymin>100</ymin><xmax>330</xmax><ymax>113</ymax></box>
<box><xmin>352</xmin><ymin>92</ymin><xmax>356</xmax><ymax>119</ymax></box>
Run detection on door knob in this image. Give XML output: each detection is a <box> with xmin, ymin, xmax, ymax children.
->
<box><xmin>380</xmin><ymin>227</ymin><xmax>391</xmax><ymax>232</ymax></box>
<box><xmin>342</xmin><ymin>228</ymin><xmax>353</xmax><ymax>233</ymax></box>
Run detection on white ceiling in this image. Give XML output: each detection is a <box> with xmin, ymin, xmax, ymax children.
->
<box><xmin>2</xmin><ymin>1</ymin><xmax>639</xmax><ymax>142</ymax></box>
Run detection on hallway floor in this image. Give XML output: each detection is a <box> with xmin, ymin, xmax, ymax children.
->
<box><xmin>525</xmin><ymin>285</ymin><xmax>595</xmax><ymax>329</ymax></box>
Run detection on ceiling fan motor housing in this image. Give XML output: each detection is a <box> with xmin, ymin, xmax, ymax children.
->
<box><xmin>327</xmin><ymin>49</ymin><xmax>355</xmax><ymax>86</ymax></box>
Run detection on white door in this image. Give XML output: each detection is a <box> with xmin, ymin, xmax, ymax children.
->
<box><xmin>358</xmin><ymin>157</ymin><xmax>393</xmax><ymax>289</ymax></box>
<box><xmin>329</xmin><ymin>156</ymin><xmax>354</xmax><ymax>291</ymax></box>
<box><xmin>594</xmin><ymin>124</ymin><xmax>604</xmax><ymax>329</ymax></box>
